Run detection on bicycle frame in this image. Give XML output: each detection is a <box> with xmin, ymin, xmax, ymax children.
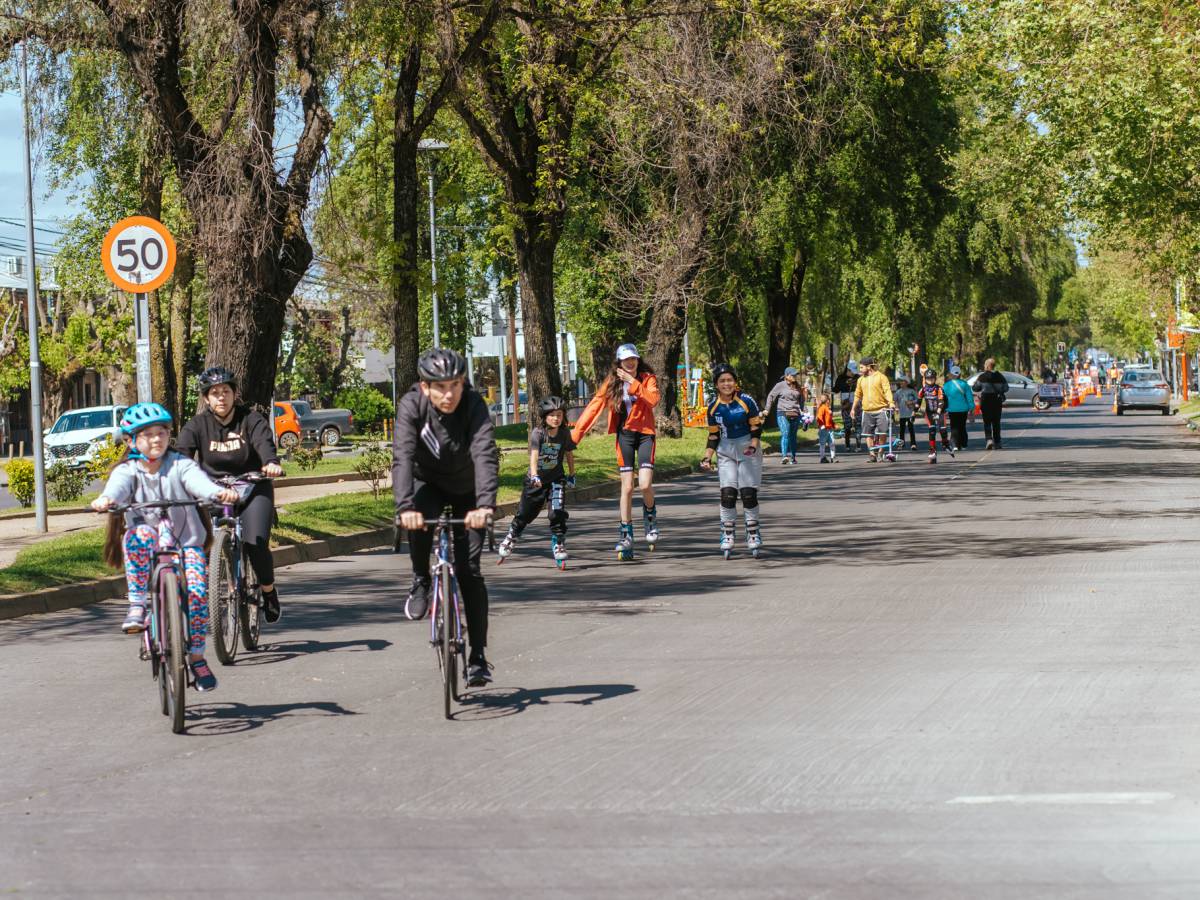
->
<box><xmin>428</xmin><ymin>517</ymin><xmax>465</xmax><ymax>653</ymax></box>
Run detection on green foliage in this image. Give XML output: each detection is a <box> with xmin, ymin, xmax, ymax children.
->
<box><xmin>6</xmin><ymin>459</ymin><xmax>36</xmax><ymax>508</ymax></box>
<box><xmin>86</xmin><ymin>438</ymin><xmax>128</xmax><ymax>482</ymax></box>
<box><xmin>351</xmin><ymin>434</ymin><xmax>393</xmax><ymax>499</ymax></box>
<box><xmin>47</xmin><ymin>462</ymin><xmax>87</xmax><ymax>503</ymax></box>
<box><xmin>334</xmin><ymin>386</ymin><xmax>394</xmax><ymax>431</ymax></box>
<box><xmin>289</xmin><ymin>446</ymin><xmax>324</xmax><ymax>472</ymax></box>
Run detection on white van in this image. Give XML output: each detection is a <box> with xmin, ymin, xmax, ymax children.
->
<box><xmin>43</xmin><ymin>405</ymin><xmax>126</xmax><ymax>468</ymax></box>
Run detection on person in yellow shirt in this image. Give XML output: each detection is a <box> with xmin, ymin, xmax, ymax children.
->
<box><xmin>851</xmin><ymin>357</ymin><xmax>896</xmax><ymax>462</ymax></box>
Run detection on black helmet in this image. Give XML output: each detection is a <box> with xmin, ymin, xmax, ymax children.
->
<box><xmin>417</xmin><ymin>347</ymin><xmax>468</xmax><ymax>382</ymax></box>
<box><xmin>923</xmin><ymin>368</ymin><xmax>937</xmax><ymax>381</ymax></box>
<box><xmin>712</xmin><ymin>363</ymin><xmax>737</xmax><ymax>383</ymax></box>
<box><xmin>539</xmin><ymin>395</ymin><xmax>567</xmax><ymax>415</ymax></box>
<box><xmin>198</xmin><ymin>366</ymin><xmax>238</xmax><ymax>394</ymax></box>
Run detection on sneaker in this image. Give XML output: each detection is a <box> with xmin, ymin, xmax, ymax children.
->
<box><xmin>190</xmin><ymin>658</ymin><xmax>218</xmax><ymax>692</ymax></box>
<box><xmin>262</xmin><ymin>588</ymin><xmax>281</xmax><ymax>623</ymax></box>
<box><xmin>405</xmin><ymin>576</ymin><xmax>432</xmax><ymax>621</ymax></box>
<box><xmin>122</xmin><ymin>603</ymin><xmax>148</xmax><ymax>634</ymax></box>
<box><xmin>467</xmin><ymin>654</ymin><xmax>493</xmax><ymax>687</ymax></box>
<box><xmin>790</xmin><ymin>456</ymin><xmax>798</xmax><ymax>464</ymax></box>
<box><xmin>780</xmin><ymin>457</ymin><xmax>790</xmax><ymax>466</ymax></box>
<box><xmin>910</xmin><ymin>443</ymin><xmax>919</xmax><ymax>451</ymax></box>
<box><xmin>819</xmin><ymin>457</ymin><xmax>829</xmax><ymax>463</ymax></box>
<box><xmin>928</xmin><ymin>453</ymin><xmax>937</xmax><ymax>464</ymax></box>
<box><xmin>985</xmin><ymin>440</ymin><xmax>995</xmax><ymax>450</ymax></box>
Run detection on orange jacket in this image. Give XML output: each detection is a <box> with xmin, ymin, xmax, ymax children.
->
<box><xmin>572</xmin><ymin>374</ymin><xmax>660</xmax><ymax>441</ymax></box>
<box><xmin>816</xmin><ymin>403</ymin><xmax>835</xmax><ymax>430</ymax></box>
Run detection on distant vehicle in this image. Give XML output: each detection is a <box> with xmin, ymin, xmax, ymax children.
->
<box><xmin>43</xmin><ymin>405</ymin><xmax>126</xmax><ymax>468</ymax></box>
<box><xmin>966</xmin><ymin>371</ymin><xmax>1038</xmax><ymax>404</ymax></box>
<box><xmin>1115</xmin><ymin>370</ymin><xmax>1171</xmax><ymax>416</ymax></box>
<box><xmin>488</xmin><ymin>391</ymin><xmax>527</xmax><ymax>418</ymax></box>
<box><xmin>272</xmin><ymin>400</ymin><xmax>354</xmax><ymax>449</ymax></box>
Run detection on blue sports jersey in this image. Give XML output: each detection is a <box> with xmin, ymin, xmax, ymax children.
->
<box><xmin>707</xmin><ymin>392</ymin><xmax>764</xmax><ymax>441</ymax></box>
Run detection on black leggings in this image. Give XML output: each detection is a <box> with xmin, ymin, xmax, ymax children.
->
<box><xmin>898</xmin><ymin>417</ymin><xmax>915</xmax><ymax>444</ymax></box>
<box><xmin>406</xmin><ymin>482</ymin><xmax>489</xmax><ymax>652</ymax></box>
<box><xmin>948</xmin><ymin>412</ymin><xmax>968</xmax><ymax>449</ymax></box>
<box><xmin>512</xmin><ymin>478</ymin><xmax>569</xmax><ymax>537</ymax></box>
<box><xmin>239</xmin><ymin>480</ymin><xmax>276</xmax><ymax>585</ymax></box>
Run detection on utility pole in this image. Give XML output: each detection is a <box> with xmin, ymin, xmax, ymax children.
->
<box><xmin>20</xmin><ymin>40</ymin><xmax>48</xmax><ymax>533</ymax></box>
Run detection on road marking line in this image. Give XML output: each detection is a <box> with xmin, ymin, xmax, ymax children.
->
<box><xmin>947</xmin><ymin>792</ymin><xmax>1173</xmax><ymax>806</ymax></box>
<box><xmin>947</xmin><ymin>414</ymin><xmax>1047</xmax><ymax>481</ymax></box>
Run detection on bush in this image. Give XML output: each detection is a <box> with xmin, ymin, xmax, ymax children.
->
<box><xmin>48</xmin><ymin>462</ymin><xmax>88</xmax><ymax>503</ymax></box>
<box><xmin>352</xmin><ymin>433</ymin><xmax>392</xmax><ymax>499</ymax></box>
<box><xmin>7</xmin><ymin>458</ymin><xmax>35</xmax><ymax>507</ymax></box>
<box><xmin>290</xmin><ymin>445</ymin><xmax>323</xmax><ymax>472</ymax></box>
<box><xmin>86</xmin><ymin>436</ymin><xmax>127</xmax><ymax>481</ymax></box>
<box><xmin>335</xmin><ymin>386</ymin><xmax>394</xmax><ymax>431</ymax></box>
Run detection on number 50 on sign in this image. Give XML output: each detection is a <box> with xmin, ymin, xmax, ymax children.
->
<box><xmin>101</xmin><ymin>216</ymin><xmax>176</xmax><ymax>293</ymax></box>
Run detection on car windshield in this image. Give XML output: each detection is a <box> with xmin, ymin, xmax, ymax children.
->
<box><xmin>50</xmin><ymin>410</ymin><xmax>113</xmax><ymax>433</ymax></box>
<box><xmin>1124</xmin><ymin>371</ymin><xmax>1163</xmax><ymax>383</ymax></box>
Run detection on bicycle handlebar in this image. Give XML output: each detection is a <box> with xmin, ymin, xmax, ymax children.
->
<box><xmin>98</xmin><ymin>499</ymin><xmax>206</xmax><ymax>515</ymax></box>
<box><xmin>213</xmin><ymin>471</ymin><xmax>274</xmax><ymax>487</ymax></box>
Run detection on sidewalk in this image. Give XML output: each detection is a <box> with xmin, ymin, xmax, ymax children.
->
<box><xmin>0</xmin><ymin>478</ymin><xmax>380</xmax><ymax>568</ymax></box>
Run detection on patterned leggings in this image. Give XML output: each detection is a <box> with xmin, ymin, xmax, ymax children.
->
<box><xmin>124</xmin><ymin>523</ymin><xmax>208</xmax><ymax>655</ymax></box>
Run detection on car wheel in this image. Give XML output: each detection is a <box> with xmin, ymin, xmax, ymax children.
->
<box><xmin>1116</xmin><ymin>406</ymin><xmax>1124</xmax><ymax>415</ymax></box>
<box><xmin>1162</xmin><ymin>407</ymin><xmax>1171</xmax><ymax>416</ymax></box>
<box><xmin>278</xmin><ymin>431</ymin><xmax>299</xmax><ymax>451</ymax></box>
<box><xmin>320</xmin><ymin>426</ymin><xmax>341</xmax><ymax>447</ymax></box>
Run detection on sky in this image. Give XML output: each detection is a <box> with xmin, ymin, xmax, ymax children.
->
<box><xmin>0</xmin><ymin>88</ymin><xmax>77</xmax><ymax>259</ymax></box>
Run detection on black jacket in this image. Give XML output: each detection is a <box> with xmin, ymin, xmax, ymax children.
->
<box><xmin>176</xmin><ymin>405</ymin><xmax>280</xmax><ymax>477</ymax></box>
<box><xmin>972</xmin><ymin>369</ymin><xmax>1009</xmax><ymax>401</ymax></box>
<box><xmin>392</xmin><ymin>383</ymin><xmax>498</xmax><ymax>512</ymax></box>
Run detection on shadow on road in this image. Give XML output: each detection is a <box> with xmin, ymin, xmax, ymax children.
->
<box><xmin>185</xmin><ymin>699</ymin><xmax>359</xmax><ymax>735</ymax></box>
<box><xmin>453</xmin><ymin>683</ymin><xmax>637</xmax><ymax>720</ymax></box>
<box><xmin>229</xmin><ymin>637</ymin><xmax>392</xmax><ymax>666</ymax></box>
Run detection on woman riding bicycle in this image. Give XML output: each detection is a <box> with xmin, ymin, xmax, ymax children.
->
<box><xmin>176</xmin><ymin>366</ymin><xmax>284</xmax><ymax>623</ymax></box>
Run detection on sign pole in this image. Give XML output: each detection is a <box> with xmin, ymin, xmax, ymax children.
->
<box><xmin>20</xmin><ymin>40</ymin><xmax>48</xmax><ymax>532</ymax></box>
<box><xmin>132</xmin><ymin>285</ymin><xmax>152</xmax><ymax>403</ymax></box>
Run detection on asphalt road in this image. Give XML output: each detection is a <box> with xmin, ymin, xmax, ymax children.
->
<box><xmin>4</xmin><ymin>402</ymin><xmax>1200</xmax><ymax>897</ymax></box>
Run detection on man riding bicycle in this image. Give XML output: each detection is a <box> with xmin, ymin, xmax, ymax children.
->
<box><xmin>175</xmin><ymin>366</ymin><xmax>284</xmax><ymax>622</ymax></box>
<box><xmin>393</xmin><ymin>348</ymin><xmax>498</xmax><ymax>686</ymax></box>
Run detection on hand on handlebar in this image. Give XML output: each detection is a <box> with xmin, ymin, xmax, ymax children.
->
<box><xmin>262</xmin><ymin>462</ymin><xmax>284</xmax><ymax>478</ymax></box>
<box><xmin>216</xmin><ymin>488</ymin><xmax>240</xmax><ymax>505</ymax></box>
<box><xmin>91</xmin><ymin>495</ymin><xmax>114</xmax><ymax>512</ymax></box>
<box><xmin>464</xmin><ymin>508</ymin><xmax>493</xmax><ymax>530</ymax></box>
<box><xmin>399</xmin><ymin>510</ymin><xmax>426</xmax><ymax>530</ymax></box>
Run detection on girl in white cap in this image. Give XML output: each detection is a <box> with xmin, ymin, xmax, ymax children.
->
<box><xmin>572</xmin><ymin>343</ymin><xmax>661</xmax><ymax>560</ymax></box>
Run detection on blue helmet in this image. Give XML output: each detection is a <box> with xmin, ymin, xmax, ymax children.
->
<box><xmin>120</xmin><ymin>402</ymin><xmax>173</xmax><ymax>437</ymax></box>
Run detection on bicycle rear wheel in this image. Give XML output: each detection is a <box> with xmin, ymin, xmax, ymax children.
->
<box><xmin>208</xmin><ymin>529</ymin><xmax>239</xmax><ymax>664</ymax></box>
<box><xmin>440</xmin><ymin>574</ymin><xmax>456</xmax><ymax>720</ymax></box>
<box><xmin>161</xmin><ymin>570</ymin><xmax>187</xmax><ymax>734</ymax></box>
<box><xmin>239</xmin><ymin>546</ymin><xmax>261</xmax><ymax>651</ymax></box>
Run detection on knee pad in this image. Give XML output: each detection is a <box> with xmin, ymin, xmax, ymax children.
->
<box><xmin>739</xmin><ymin>487</ymin><xmax>759</xmax><ymax>509</ymax></box>
<box><xmin>720</xmin><ymin>487</ymin><xmax>738</xmax><ymax>509</ymax></box>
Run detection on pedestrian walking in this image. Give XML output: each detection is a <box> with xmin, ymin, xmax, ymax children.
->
<box><xmin>972</xmin><ymin>358</ymin><xmax>1009</xmax><ymax>449</ymax></box>
<box><xmin>764</xmin><ymin>366</ymin><xmax>806</xmax><ymax>465</ymax></box>
<box><xmin>943</xmin><ymin>365</ymin><xmax>973</xmax><ymax>450</ymax></box>
<box><xmin>893</xmin><ymin>373</ymin><xmax>918</xmax><ymax>450</ymax></box>
<box><xmin>833</xmin><ymin>361</ymin><xmax>862</xmax><ymax>452</ymax></box>
<box><xmin>816</xmin><ymin>393</ymin><xmax>837</xmax><ymax>463</ymax></box>
<box><xmin>851</xmin><ymin>357</ymin><xmax>895</xmax><ymax>462</ymax></box>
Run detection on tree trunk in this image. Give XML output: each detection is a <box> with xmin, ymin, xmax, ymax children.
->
<box><xmin>643</xmin><ymin>290</ymin><xmax>687</xmax><ymax>438</ymax></box>
<box><xmin>511</xmin><ymin>224</ymin><xmax>563</xmax><ymax>410</ymax></box>
<box><xmin>705</xmin><ymin>303</ymin><xmax>730</xmax><ymax>368</ymax></box>
<box><xmin>765</xmin><ymin>248</ymin><xmax>807</xmax><ymax>388</ymax></box>
<box><xmin>204</xmin><ymin>263</ymin><xmax>292</xmax><ymax>411</ymax></box>
<box><xmin>392</xmin><ymin>134</ymin><xmax>422</xmax><ymax>394</ymax></box>
<box><xmin>169</xmin><ymin>246</ymin><xmax>195</xmax><ymax>415</ymax></box>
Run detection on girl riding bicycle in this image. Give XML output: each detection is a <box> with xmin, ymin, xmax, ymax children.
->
<box><xmin>571</xmin><ymin>343</ymin><xmax>660</xmax><ymax>559</ymax></box>
<box><xmin>92</xmin><ymin>403</ymin><xmax>238</xmax><ymax>692</ymax></box>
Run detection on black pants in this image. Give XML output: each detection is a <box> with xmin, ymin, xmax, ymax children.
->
<box><xmin>239</xmin><ymin>480</ymin><xmax>276</xmax><ymax>585</ymax></box>
<box><xmin>406</xmin><ymin>482</ymin><xmax>489</xmax><ymax>652</ymax></box>
<box><xmin>512</xmin><ymin>478</ymin><xmax>569</xmax><ymax>537</ymax></box>
<box><xmin>948</xmin><ymin>412</ymin><xmax>968</xmax><ymax>449</ymax></box>
<box><xmin>980</xmin><ymin>399</ymin><xmax>1003</xmax><ymax>446</ymax></box>
<box><xmin>898</xmin><ymin>417</ymin><xmax>915</xmax><ymax>444</ymax></box>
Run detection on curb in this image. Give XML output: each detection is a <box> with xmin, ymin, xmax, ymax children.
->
<box><xmin>0</xmin><ymin>462</ymin><xmax>700</xmax><ymax>621</ymax></box>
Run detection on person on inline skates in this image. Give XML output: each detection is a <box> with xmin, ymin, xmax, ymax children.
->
<box><xmin>915</xmin><ymin>368</ymin><xmax>955</xmax><ymax>464</ymax></box>
<box><xmin>699</xmin><ymin>364</ymin><xmax>764</xmax><ymax>558</ymax></box>
<box><xmin>572</xmin><ymin>343</ymin><xmax>660</xmax><ymax>560</ymax></box>
<box><xmin>393</xmin><ymin>348</ymin><xmax>498</xmax><ymax>686</ymax></box>
<box><xmin>497</xmin><ymin>396</ymin><xmax>577</xmax><ymax>568</ymax></box>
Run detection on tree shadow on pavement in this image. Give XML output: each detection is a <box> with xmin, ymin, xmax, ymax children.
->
<box><xmin>229</xmin><ymin>637</ymin><xmax>392</xmax><ymax>666</ymax></box>
<box><xmin>453</xmin><ymin>683</ymin><xmax>637</xmax><ymax>721</ymax></box>
<box><xmin>185</xmin><ymin>699</ymin><xmax>359</xmax><ymax>735</ymax></box>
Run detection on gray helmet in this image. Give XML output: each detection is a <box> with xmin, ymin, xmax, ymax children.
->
<box><xmin>417</xmin><ymin>348</ymin><xmax>468</xmax><ymax>382</ymax></box>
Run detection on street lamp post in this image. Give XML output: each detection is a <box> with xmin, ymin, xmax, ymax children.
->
<box><xmin>20</xmin><ymin>40</ymin><xmax>48</xmax><ymax>533</ymax></box>
<box><xmin>418</xmin><ymin>139</ymin><xmax>449</xmax><ymax>348</ymax></box>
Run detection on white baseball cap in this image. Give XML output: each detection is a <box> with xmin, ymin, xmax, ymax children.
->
<box><xmin>847</xmin><ymin>360</ymin><xmax>859</xmax><ymax>374</ymax></box>
<box><xmin>616</xmin><ymin>343</ymin><xmax>641</xmax><ymax>361</ymax></box>
<box><xmin>950</xmin><ymin>365</ymin><xmax>962</xmax><ymax>376</ymax></box>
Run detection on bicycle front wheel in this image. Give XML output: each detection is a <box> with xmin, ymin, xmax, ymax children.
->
<box><xmin>208</xmin><ymin>529</ymin><xmax>239</xmax><ymax>664</ymax></box>
<box><xmin>239</xmin><ymin>545</ymin><xmax>261</xmax><ymax>651</ymax></box>
<box><xmin>441</xmin><ymin>574</ymin><xmax>456</xmax><ymax>720</ymax></box>
<box><xmin>161</xmin><ymin>571</ymin><xmax>188</xmax><ymax>734</ymax></box>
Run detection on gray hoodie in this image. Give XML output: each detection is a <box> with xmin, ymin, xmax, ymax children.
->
<box><xmin>101</xmin><ymin>451</ymin><xmax>225</xmax><ymax>547</ymax></box>
<box><xmin>764</xmin><ymin>379</ymin><xmax>806</xmax><ymax>418</ymax></box>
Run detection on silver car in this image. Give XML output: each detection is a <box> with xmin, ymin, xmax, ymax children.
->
<box><xmin>965</xmin><ymin>371</ymin><xmax>1038</xmax><ymax>403</ymax></box>
<box><xmin>1116</xmin><ymin>370</ymin><xmax>1171</xmax><ymax>415</ymax></box>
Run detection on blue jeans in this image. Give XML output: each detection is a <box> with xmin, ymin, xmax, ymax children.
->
<box><xmin>777</xmin><ymin>414</ymin><xmax>800</xmax><ymax>459</ymax></box>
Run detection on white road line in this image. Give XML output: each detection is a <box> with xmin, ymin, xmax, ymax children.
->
<box><xmin>947</xmin><ymin>792</ymin><xmax>1174</xmax><ymax>806</ymax></box>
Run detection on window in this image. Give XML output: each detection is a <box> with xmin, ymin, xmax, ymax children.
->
<box><xmin>50</xmin><ymin>409</ymin><xmax>114</xmax><ymax>433</ymax></box>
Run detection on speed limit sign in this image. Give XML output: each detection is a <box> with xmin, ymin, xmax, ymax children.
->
<box><xmin>101</xmin><ymin>216</ymin><xmax>176</xmax><ymax>293</ymax></box>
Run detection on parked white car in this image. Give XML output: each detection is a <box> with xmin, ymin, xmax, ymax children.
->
<box><xmin>43</xmin><ymin>405</ymin><xmax>126</xmax><ymax>468</ymax></box>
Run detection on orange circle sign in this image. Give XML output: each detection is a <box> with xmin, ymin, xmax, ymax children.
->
<box><xmin>101</xmin><ymin>216</ymin><xmax>176</xmax><ymax>293</ymax></box>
